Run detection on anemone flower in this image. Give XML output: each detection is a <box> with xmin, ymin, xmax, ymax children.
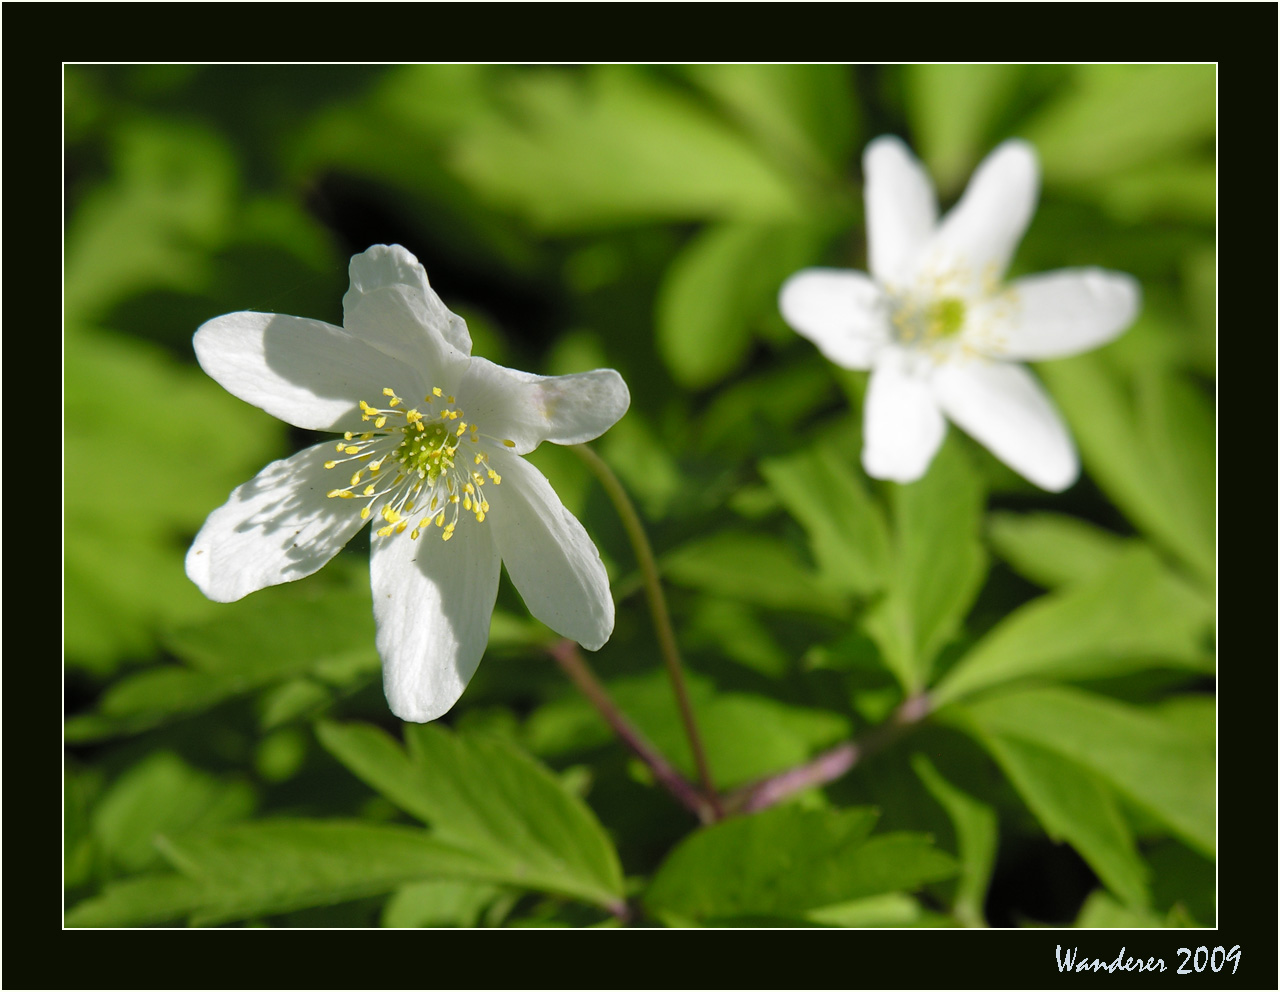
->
<box><xmin>187</xmin><ymin>245</ymin><xmax>630</xmax><ymax>721</ymax></box>
<box><xmin>780</xmin><ymin>137</ymin><xmax>1139</xmax><ymax>490</ymax></box>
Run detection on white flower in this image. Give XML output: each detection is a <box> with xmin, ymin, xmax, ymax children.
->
<box><xmin>779</xmin><ymin>137</ymin><xmax>1140</xmax><ymax>491</ymax></box>
<box><xmin>186</xmin><ymin>245</ymin><xmax>630</xmax><ymax>722</ymax></box>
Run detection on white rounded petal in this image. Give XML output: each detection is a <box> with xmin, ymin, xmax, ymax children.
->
<box><xmin>193</xmin><ymin>311</ymin><xmax>409</xmax><ymax>432</ymax></box>
<box><xmin>186</xmin><ymin>442</ymin><xmax>368</xmax><ymax>602</ymax></box>
<box><xmin>342</xmin><ymin>284</ymin><xmax>469</xmax><ymax>399</ymax></box>
<box><xmin>933</xmin><ymin>359</ymin><xmax>1078</xmax><ymax>492</ymax></box>
<box><xmin>371</xmin><ymin>513</ymin><xmax>502</xmax><ymax>723</ymax></box>
<box><xmin>486</xmin><ymin>452</ymin><xmax>614</xmax><ymax>650</ymax></box>
<box><xmin>344</xmin><ymin>244</ymin><xmax>472</xmax><ymax>354</ymax></box>
<box><xmin>972</xmin><ymin>268</ymin><xmax>1141</xmax><ymax>361</ymax></box>
<box><xmin>912</xmin><ymin>140</ymin><xmax>1039</xmax><ymax>295</ymax></box>
<box><xmin>779</xmin><ymin>268</ymin><xmax>891</xmax><ymax>370</ymax></box>
<box><xmin>861</xmin><ymin>347</ymin><xmax>947</xmax><ymax>483</ymax></box>
<box><xmin>864</xmin><ymin>135</ymin><xmax>939</xmax><ymax>285</ymax></box>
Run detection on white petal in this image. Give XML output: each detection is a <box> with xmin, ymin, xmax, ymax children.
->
<box><xmin>933</xmin><ymin>359</ymin><xmax>1077</xmax><ymax>492</ymax></box>
<box><xmin>972</xmin><ymin>268</ymin><xmax>1141</xmax><ymax>361</ymax></box>
<box><xmin>864</xmin><ymin>135</ymin><xmax>939</xmax><ymax>285</ymax></box>
<box><xmin>371</xmin><ymin>512</ymin><xmax>502</xmax><ymax>723</ymax></box>
<box><xmin>185</xmin><ymin>442</ymin><xmax>367</xmax><ymax>602</ymax></box>
<box><xmin>911</xmin><ymin>140</ymin><xmax>1039</xmax><ymax>296</ymax></box>
<box><xmin>344</xmin><ymin>244</ymin><xmax>472</xmax><ymax>354</ymax></box>
<box><xmin>456</xmin><ymin>358</ymin><xmax>630</xmax><ymax>455</ymax></box>
<box><xmin>342</xmin><ymin>283</ymin><xmax>469</xmax><ymax>399</ymax></box>
<box><xmin>486</xmin><ymin>452</ymin><xmax>614</xmax><ymax>650</ymax></box>
<box><xmin>193</xmin><ymin>312</ymin><xmax>409</xmax><ymax>432</ymax></box>
<box><xmin>861</xmin><ymin>347</ymin><xmax>947</xmax><ymax>483</ymax></box>
<box><xmin>779</xmin><ymin>268</ymin><xmax>891</xmax><ymax>370</ymax></box>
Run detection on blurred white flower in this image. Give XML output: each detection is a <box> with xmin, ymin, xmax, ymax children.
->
<box><xmin>187</xmin><ymin>245</ymin><xmax>629</xmax><ymax>721</ymax></box>
<box><xmin>780</xmin><ymin>137</ymin><xmax>1139</xmax><ymax>490</ymax></box>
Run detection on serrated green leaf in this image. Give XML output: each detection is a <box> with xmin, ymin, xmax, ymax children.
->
<box><xmin>156</xmin><ymin>820</ymin><xmax>501</xmax><ymax>926</ymax></box>
<box><xmin>662</xmin><ymin>530</ymin><xmax>849</xmax><ymax>618</ymax></box>
<box><xmin>863</xmin><ymin>439</ymin><xmax>987</xmax><ymax>691</ymax></box>
<box><xmin>760</xmin><ymin>441</ymin><xmax>890</xmax><ymax>596</ymax></box>
<box><xmin>646</xmin><ymin>805</ymin><xmax>954</xmax><ymax>922</ymax></box>
<box><xmin>933</xmin><ymin>547</ymin><xmax>1213</xmax><ymax>705</ymax></box>
<box><xmin>955</xmin><ymin>685</ymin><xmax>1214</xmax><ymax>857</ymax></box>
<box><xmin>911</xmin><ymin>754</ymin><xmax>997</xmax><ymax>926</ymax></box>
<box><xmin>959</xmin><ymin>729</ymin><xmax>1149</xmax><ymax>908</ymax></box>
<box><xmin>318</xmin><ymin>722</ymin><xmax>624</xmax><ymax>909</ymax></box>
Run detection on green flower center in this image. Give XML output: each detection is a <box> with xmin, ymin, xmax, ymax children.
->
<box><xmin>890</xmin><ymin>294</ymin><xmax>968</xmax><ymax>347</ymax></box>
<box><xmin>324</xmin><ymin>386</ymin><xmax>515</xmax><ymax>542</ymax></box>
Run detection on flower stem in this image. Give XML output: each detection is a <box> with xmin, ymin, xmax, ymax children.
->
<box><xmin>723</xmin><ymin>693</ymin><xmax>933</xmax><ymax>815</ymax></box>
<box><xmin>549</xmin><ymin>639</ymin><xmax>716</xmax><ymax>824</ymax></box>
<box><xmin>571</xmin><ymin>443</ymin><xmax>722</xmax><ymax>818</ymax></box>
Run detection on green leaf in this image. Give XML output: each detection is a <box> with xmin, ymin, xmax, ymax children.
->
<box><xmin>1024</xmin><ymin>65</ymin><xmax>1216</xmax><ymax>185</ymax></box>
<box><xmin>955</xmin><ymin>685</ymin><xmax>1214</xmax><ymax>857</ymax></box>
<box><xmin>662</xmin><ymin>530</ymin><xmax>849</xmax><ymax>618</ymax></box>
<box><xmin>656</xmin><ymin>221</ymin><xmax>834</xmax><ymax>388</ymax></box>
<box><xmin>904</xmin><ymin>64</ymin><xmax>1025</xmax><ymax>193</ymax></box>
<box><xmin>452</xmin><ymin>67</ymin><xmax>807</xmax><ymax>231</ymax></box>
<box><xmin>317</xmin><ymin>722</ymin><xmax>624</xmax><ymax>909</ymax></box>
<box><xmin>1074</xmin><ymin>890</ymin><xmax>1185</xmax><ymax>928</ymax></box>
<box><xmin>1040</xmin><ymin>357</ymin><xmax>1215</xmax><ymax>585</ymax></box>
<box><xmin>65</xmin><ymin>873</ymin><xmax>209</xmax><ymax>928</ymax></box>
<box><xmin>963</xmin><ymin>730</ymin><xmax>1149</xmax><ymax>909</ymax></box>
<box><xmin>646</xmin><ymin>805</ymin><xmax>954</xmax><ymax>922</ymax></box>
<box><xmin>987</xmin><ymin>511</ymin><xmax>1131</xmax><ymax>589</ymax></box>
<box><xmin>65</xmin><ymin>583</ymin><xmax>382</xmax><ymax>740</ymax></box>
<box><xmin>64</xmin><ymin>323</ymin><xmax>284</xmax><ymax>672</ymax></box>
<box><xmin>911</xmin><ymin>755</ymin><xmax>997</xmax><ymax>927</ymax></box>
<box><xmin>933</xmin><ymin>547</ymin><xmax>1213</xmax><ymax>706</ymax></box>
<box><xmin>683</xmin><ymin>64</ymin><xmax>858</xmax><ymax>183</ymax></box>
<box><xmin>759</xmin><ymin>441</ymin><xmax>890</xmax><ymax>596</ymax></box>
<box><xmin>91</xmin><ymin>752</ymin><xmax>256</xmax><ymax>873</ymax></box>
<box><xmin>157</xmin><ymin>820</ymin><xmax>502</xmax><ymax>926</ymax></box>
<box><xmin>863</xmin><ymin>439</ymin><xmax>987</xmax><ymax>691</ymax></box>
<box><xmin>381</xmin><ymin>880</ymin><xmax>508</xmax><ymax>928</ymax></box>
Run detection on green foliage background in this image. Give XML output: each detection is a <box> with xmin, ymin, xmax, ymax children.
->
<box><xmin>64</xmin><ymin>64</ymin><xmax>1215</xmax><ymax>929</ymax></box>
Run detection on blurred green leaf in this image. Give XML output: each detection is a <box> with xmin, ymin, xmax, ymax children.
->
<box><xmin>646</xmin><ymin>805</ymin><xmax>954</xmax><ymax>923</ymax></box>
<box><xmin>682</xmin><ymin>64</ymin><xmax>858</xmax><ymax>185</ymax></box>
<box><xmin>451</xmin><ymin>67</ymin><xmax>808</xmax><ymax>231</ymax></box>
<box><xmin>381</xmin><ymin>880</ymin><xmax>508</xmax><ymax>928</ymax></box>
<box><xmin>91</xmin><ymin>752</ymin><xmax>256</xmax><ymax>873</ymax></box>
<box><xmin>760</xmin><ymin>440</ymin><xmax>890</xmax><ymax>596</ymax></box>
<box><xmin>65</xmin><ymin>119</ymin><xmax>237</xmax><ymax>323</ymax></box>
<box><xmin>863</xmin><ymin>440</ymin><xmax>987</xmax><ymax>691</ymax></box>
<box><xmin>657</xmin><ymin>221</ymin><xmax>835</xmax><ymax>388</ymax></box>
<box><xmin>904</xmin><ymin>64</ymin><xmax>1025</xmax><ymax>193</ymax></box>
<box><xmin>933</xmin><ymin>547</ymin><xmax>1213</xmax><ymax>705</ymax></box>
<box><xmin>318</xmin><ymin>722</ymin><xmax>625</xmax><ymax>909</ymax></box>
<box><xmin>987</xmin><ymin>511</ymin><xmax>1131</xmax><ymax>589</ymax></box>
<box><xmin>65</xmin><ymin>872</ymin><xmax>208</xmax><ymax>928</ymax></box>
<box><xmin>1041</xmin><ymin>356</ymin><xmax>1215</xmax><ymax>585</ymax></box>
<box><xmin>1074</xmin><ymin>890</ymin><xmax>1187</xmax><ymax>928</ymax></box>
<box><xmin>954</xmin><ymin>685</ymin><xmax>1214</xmax><ymax>857</ymax></box>
<box><xmin>64</xmin><ymin>324</ymin><xmax>284</xmax><ymax>672</ymax></box>
<box><xmin>912</xmin><ymin>754</ymin><xmax>997</xmax><ymax>926</ymax></box>
<box><xmin>1025</xmin><ymin>65</ymin><xmax>1215</xmax><ymax>185</ymax></box>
